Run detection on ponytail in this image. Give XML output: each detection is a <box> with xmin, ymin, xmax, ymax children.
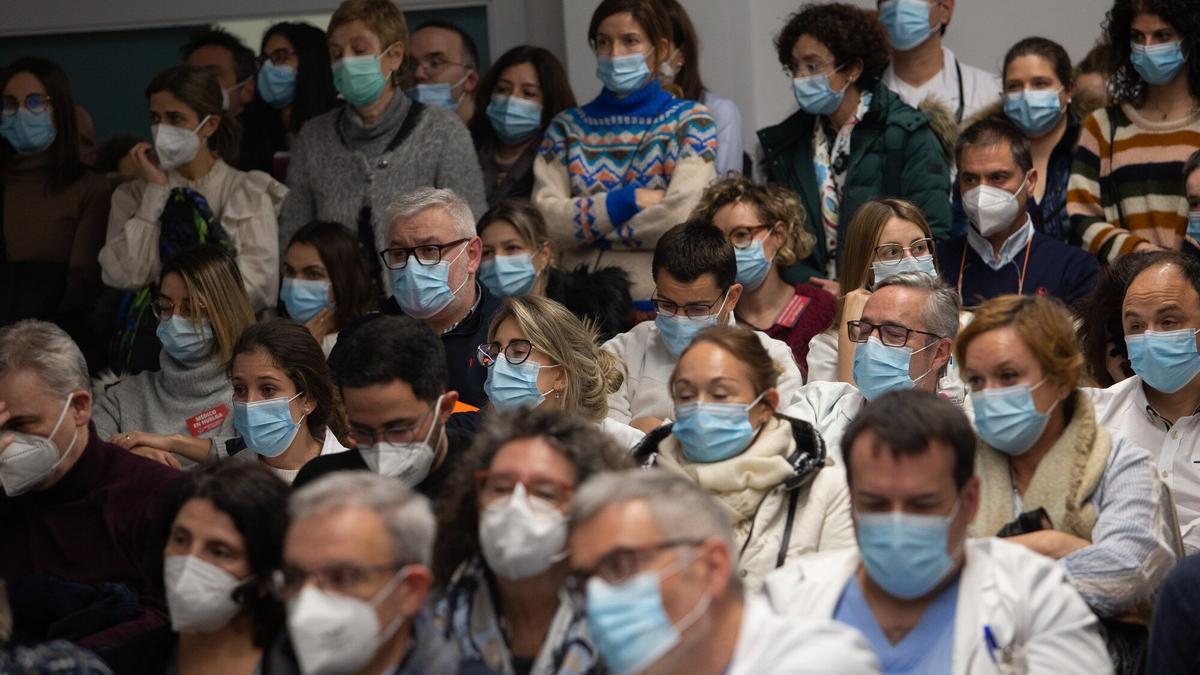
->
<box><xmin>210</xmin><ymin>111</ymin><xmax>242</xmax><ymax>165</ymax></box>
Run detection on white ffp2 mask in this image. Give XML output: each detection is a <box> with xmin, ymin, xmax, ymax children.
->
<box><xmin>478</xmin><ymin>483</ymin><xmax>568</xmax><ymax>580</ymax></box>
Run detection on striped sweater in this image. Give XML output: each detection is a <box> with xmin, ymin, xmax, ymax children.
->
<box><xmin>1067</xmin><ymin>104</ymin><xmax>1200</xmax><ymax>262</ymax></box>
<box><xmin>532</xmin><ymin>79</ymin><xmax>717</xmax><ymax>296</ymax></box>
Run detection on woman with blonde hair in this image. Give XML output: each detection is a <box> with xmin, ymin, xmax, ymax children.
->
<box><xmin>97</xmin><ymin>245</ymin><xmax>255</xmax><ymax>468</ymax></box>
<box><xmin>692</xmin><ymin>175</ymin><xmax>834</xmax><ymax>377</ymax></box>
<box><xmin>959</xmin><ymin>294</ymin><xmax>1176</xmax><ymax>627</ymax></box>
<box><xmin>478</xmin><ymin>294</ymin><xmax>643</xmax><ymax>448</ymax></box>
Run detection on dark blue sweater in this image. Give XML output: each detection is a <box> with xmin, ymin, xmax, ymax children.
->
<box><xmin>938</xmin><ymin>231</ymin><xmax>1100</xmax><ymax>309</ymax></box>
<box><xmin>1148</xmin><ymin>554</ymin><xmax>1200</xmax><ymax>674</ymax></box>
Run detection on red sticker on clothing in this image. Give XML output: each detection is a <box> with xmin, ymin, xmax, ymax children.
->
<box><xmin>186</xmin><ymin>404</ymin><xmax>229</xmax><ymax>437</ymax></box>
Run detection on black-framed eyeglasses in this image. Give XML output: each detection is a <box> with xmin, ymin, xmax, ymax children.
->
<box><xmin>380</xmin><ymin>238</ymin><xmax>469</xmax><ymax>270</ymax></box>
<box><xmin>257</xmin><ymin>48</ymin><xmax>297</xmax><ymax>67</ymax></box>
<box><xmin>727</xmin><ymin>224</ymin><xmax>774</xmax><ymax>250</ymax></box>
<box><xmin>847</xmin><ymin>320</ymin><xmax>942</xmax><ymax>348</ymax></box>
<box><xmin>347</xmin><ymin>402</ymin><xmax>437</xmax><ymax>447</ymax></box>
<box><xmin>151</xmin><ymin>297</ymin><xmax>206</xmax><ymax>321</ymax></box>
<box><xmin>874</xmin><ymin>238</ymin><xmax>935</xmax><ymax>263</ymax></box>
<box><xmin>477</xmin><ymin>339</ymin><xmax>535</xmax><ymax>367</ymax></box>
<box><xmin>271</xmin><ymin>561</ymin><xmax>410</xmax><ymax>600</ymax></box>
<box><xmin>652</xmin><ymin>292</ymin><xmax>726</xmax><ymax>319</ymax></box>
<box><xmin>565</xmin><ymin>539</ymin><xmax>703</xmax><ymax>599</ymax></box>
<box><xmin>1</xmin><ymin>94</ymin><xmax>52</xmax><ymax>117</ymax></box>
<box><xmin>414</xmin><ymin>56</ymin><xmax>471</xmax><ymax>76</ymax></box>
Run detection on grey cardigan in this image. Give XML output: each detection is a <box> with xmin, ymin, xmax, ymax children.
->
<box><xmin>278</xmin><ymin>93</ymin><xmax>486</xmax><ymax>275</ymax></box>
<box><xmin>93</xmin><ymin>351</ymin><xmax>235</xmax><ymax>467</ymax></box>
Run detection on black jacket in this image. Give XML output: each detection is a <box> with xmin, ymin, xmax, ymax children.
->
<box><xmin>383</xmin><ymin>283</ymin><xmax>502</xmax><ymax>408</ymax></box>
<box><xmin>544</xmin><ymin>264</ymin><xmax>634</xmax><ymax>342</ymax></box>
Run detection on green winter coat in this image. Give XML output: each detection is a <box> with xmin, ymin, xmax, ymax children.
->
<box><xmin>758</xmin><ymin>83</ymin><xmax>952</xmax><ymax>283</ymax></box>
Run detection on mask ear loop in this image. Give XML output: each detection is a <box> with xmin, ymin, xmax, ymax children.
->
<box><xmin>909</xmin><ymin>336</ymin><xmax>946</xmax><ymax>386</ymax></box>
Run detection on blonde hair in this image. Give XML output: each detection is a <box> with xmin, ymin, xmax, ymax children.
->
<box><xmin>329</xmin><ymin>0</ymin><xmax>409</xmax><ymax>78</ymax></box>
<box><xmin>477</xmin><ymin>199</ymin><xmax>552</xmax><ymax>251</ymax></box>
<box><xmin>162</xmin><ymin>247</ymin><xmax>256</xmax><ymax>364</ymax></box>
<box><xmin>955</xmin><ymin>294</ymin><xmax>1084</xmax><ymax>390</ymax></box>
<box><xmin>691</xmin><ymin>175</ymin><xmax>815</xmax><ymax>267</ymax></box>
<box><xmin>487</xmin><ymin>296</ymin><xmax>624</xmax><ymax>421</ymax></box>
<box><xmin>837</xmin><ymin>198</ymin><xmax>938</xmax><ymax>294</ymax></box>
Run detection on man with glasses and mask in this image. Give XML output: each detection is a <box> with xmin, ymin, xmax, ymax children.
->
<box><xmin>409</xmin><ymin>21</ymin><xmax>479</xmax><ymax>125</ymax></box>
<box><xmin>765</xmin><ymin>391</ymin><xmax>1109</xmax><ymax>674</ymax></box>
<box><xmin>567</xmin><ymin>469</ymin><xmax>879</xmax><ymax>675</ymax></box>
<box><xmin>938</xmin><ymin>117</ymin><xmax>1098</xmax><ymax>308</ymax></box>
<box><xmin>272</xmin><ymin>472</ymin><xmax>466</xmax><ymax>674</ymax></box>
<box><xmin>294</xmin><ymin>315</ymin><xmax>477</xmax><ymax>500</ymax></box>
<box><xmin>603</xmin><ymin>220</ymin><xmax>803</xmax><ymax>433</ymax></box>
<box><xmin>785</xmin><ymin>272</ymin><xmax>960</xmax><ymax>459</ymax></box>
<box><xmin>0</xmin><ymin>321</ymin><xmax>179</xmax><ymax>649</ymax></box>
<box><xmin>382</xmin><ymin>187</ymin><xmax>499</xmax><ymax>408</ymax></box>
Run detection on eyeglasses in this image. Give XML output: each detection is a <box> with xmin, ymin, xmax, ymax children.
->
<box><xmin>726</xmin><ymin>224</ymin><xmax>774</xmax><ymax>250</ymax></box>
<box><xmin>785</xmin><ymin>61</ymin><xmax>840</xmax><ymax>78</ymax></box>
<box><xmin>379</xmin><ymin>238</ymin><xmax>469</xmax><ymax>270</ymax></box>
<box><xmin>151</xmin><ymin>297</ymin><xmax>206</xmax><ymax>321</ymax></box>
<box><xmin>874</xmin><ymin>238</ymin><xmax>935</xmax><ymax>263</ymax></box>
<box><xmin>1</xmin><ymin>94</ymin><xmax>52</xmax><ymax>117</ymax></box>
<box><xmin>477</xmin><ymin>339</ymin><xmax>536</xmax><ymax>367</ymax></box>
<box><xmin>257</xmin><ymin>48</ymin><xmax>297</xmax><ymax>67</ymax></box>
<box><xmin>565</xmin><ymin>539</ymin><xmax>702</xmax><ymax>600</ymax></box>
<box><xmin>847</xmin><ymin>320</ymin><xmax>942</xmax><ymax>348</ymax></box>
<box><xmin>652</xmin><ymin>293</ymin><xmax>725</xmax><ymax>318</ymax></box>
<box><xmin>475</xmin><ymin>469</ymin><xmax>574</xmax><ymax>506</ymax></box>
<box><xmin>414</xmin><ymin>56</ymin><xmax>471</xmax><ymax>76</ymax></box>
<box><xmin>271</xmin><ymin>561</ymin><xmax>409</xmax><ymax>600</ymax></box>
<box><xmin>346</xmin><ymin>402</ymin><xmax>437</xmax><ymax>447</ymax></box>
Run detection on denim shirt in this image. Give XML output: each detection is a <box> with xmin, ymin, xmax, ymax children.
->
<box><xmin>952</xmin><ymin>109</ymin><xmax>1082</xmax><ymax>242</ymax></box>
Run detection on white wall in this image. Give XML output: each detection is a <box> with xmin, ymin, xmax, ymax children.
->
<box><xmin>562</xmin><ymin>0</ymin><xmax>1110</xmax><ymax>152</ymax></box>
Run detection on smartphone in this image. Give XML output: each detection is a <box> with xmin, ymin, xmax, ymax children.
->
<box><xmin>146</xmin><ymin>147</ymin><xmax>160</xmax><ymax>167</ymax></box>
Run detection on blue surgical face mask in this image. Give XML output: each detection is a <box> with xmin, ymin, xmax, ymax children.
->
<box><xmin>280</xmin><ymin>277</ymin><xmax>332</xmax><ymax>324</ymax></box>
<box><xmin>486</xmin><ymin>95</ymin><xmax>543</xmax><ymax>144</ymax></box>
<box><xmin>333</xmin><ymin>53</ymin><xmax>389</xmax><ymax>107</ymax></box>
<box><xmin>408</xmin><ymin>71</ymin><xmax>470</xmax><ymax>110</ymax></box>
<box><xmin>878</xmin><ymin>0</ymin><xmax>935</xmax><ymax>52</ymax></box>
<box><xmin>871</xmin><ymin>255</ymin><xmax>937</xmax><ymax>285</ymax></box>
<box><xmin>156</xmin><ymin>316</ymin><xmax>215</xmax><ymax>366</ymax></box>
<box><xmin>586</xmin><ymin>561</ymin><xmax>710</xmax><ymax>675</ymax></box>
<box><xmin>1131</xmin><ymin>41</ymin><xmax>1186</xmax><ymax>86</ymax></box>
<box><xmin>1126</xmin><ymin>328</ymin><xmax>1200</xmax><ymax>394</ymax></box>
<box><xmin>1003</xmin><ymin>89</ymin><xmax>1064</xmax><ymax>137</ymax></box>
<box><xmin>852</xmin><ymin>336</ymin><xmax>937</xmax><ymax>401</ymax></box>
<box><xmin>257</xmin><ymin>61</ymin><xmax>297</xmax><ymax>109</ymax></box>
<box><xmin>972</xmin><ymin>379</ymin><xmax>1056</xmax><ymax>455</ymax></box>
<box><xmin>1189</xmin><ymin>209</ymin><xmax>1200</xmax><ymax>241</ymax></box>
<box><xmin>391</xmin><ymin>245</ymin><xmax>469</xmax><ymax>320</ymax></box>
<box><xmin>857</xmin><ymin>502</ymin><xmax>961</xmax><ymax>600</ymax></box>
<box><xmin>484</xmin><ymin>353</ymin><xmax>560</xmax><ymax>413</ymax></box>
<box><xmin>0</xmin><ymin>107</ymin><xmax>56</xmax><ymax>155</ymax></box>
<box><xmin>735</xmin><ymin>240</ymin><xmax>773</xmax><ymax>291</ymax></box>
<box><xmin>478</xmin><ymin>253</ymin><xmax>538</xmax><ymax>298</ymax></box>
<box><xmin>233</xmin><ymin>392</ymin><xmax>305</xmax><ymax>458</ymax></box>
<box><xmin>596</xmin><ymin>52</ymin><xmax>652</xmax><ymax>95</ymax></box>
<box><xmin>654</xmin><ymin>292</ymin><xmax>729</xmax><ymax>358</ymax></box>
<box><xmin>672</xmin><ymin>393</ymin><xmax>766</xmax><ymax>463</ymax></box>
<box><xmin>792</xmin><ymin>70</ymin><xmax>847</xmax><ymax>117</ymax></box>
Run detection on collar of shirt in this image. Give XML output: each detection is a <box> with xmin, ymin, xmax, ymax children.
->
<box><xmin>966</xmin><ymin>214</ymin><xmax>1033</xmax><ymax>271</ymax></box>
<box><xmin>1139</xmin><ymin>378</ymin><xmax>1200</xmax><ymax>431</ymax></box>
<box><xmin>441</xmin><ymin>283</ymin><xmax>482</xmax><ymax>335</ymax></box>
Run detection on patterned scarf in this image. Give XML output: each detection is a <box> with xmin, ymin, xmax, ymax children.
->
<box><xmin>811</xmin><ymin>92</ymin><xmax>872</xmax><ymax>278</ymax></box>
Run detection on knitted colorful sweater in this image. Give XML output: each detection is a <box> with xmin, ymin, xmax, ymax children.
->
<box><xmin>1067</xmin><ymin>104</ymin><xmax>1200</xmax><ymax>262</ymax></box>
<box><xmin>533</xmin><ymin>80</ymin><xmax>717</xmax><ymax>295</ymax></box>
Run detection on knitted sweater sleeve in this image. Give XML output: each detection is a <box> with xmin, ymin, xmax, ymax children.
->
<box><xmin>1068</xmin><ymin>111</ymin><xmax>1148</xmax><ymax>262</ymax></box>
<box><xmin>98</xmin><ymin>179</ymin><xmax>169</xmax><ymax>290</ymax></box>
<box><xmin>532</xmin><ymin>115</ymin><xmax>622</xmax><ymax>253</ymax></box>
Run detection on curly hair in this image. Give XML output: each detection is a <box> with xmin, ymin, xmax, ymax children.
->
<box><xmin>1104</xmin><ymin>0</ymin><xmax>1200</xmax><ymax>104</ymax></box>
<box><xmin>691</xmin><ymin>176</ymin><xmax>815</xmax><ymax>267</ymax></box>
<box><xmin>431</xmin><ymin>407</ymin><xmax>632</xmax><ymax>581</ymax></box>
<box><xmin>774</xmin><ymin>3</ymin><xmax>890</xmax><ymax>91</ymax></box>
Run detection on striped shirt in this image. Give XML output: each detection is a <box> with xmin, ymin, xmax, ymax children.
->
<box><xmin>1067</xmin><ymin>104</ymin><xmax>1200</xmax><ymax>262</ymax></box>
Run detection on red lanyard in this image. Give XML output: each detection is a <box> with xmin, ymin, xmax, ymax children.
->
<box><xmin>958</xmin><ymin>235</ymin><xmax>1034</xmax><ymax>299</ymax></box>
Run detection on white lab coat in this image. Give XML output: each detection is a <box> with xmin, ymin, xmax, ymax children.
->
<box><xmin>603</xmin><ymin>317</ymin><xmax>803</xmax><ymax>425</ymax></box>
<box><xmin>1084</xmin><ymin>375</ymin><xmax>1200</xmax><ymax>554</ymax></box>
<box><xmin>761</xmin><ymin>539</ymin><xmax>1113</xmax><ymax>675</ymax></box>
<box><xmin>781</xmin><ymin>381</ymin><xmax>865</xmax><ymax>463</ymax></box>
<box><xmin>728</xmin><ymin>595</ymin><xmax>880</xmax><ymax>675</ymax></box>
<box><xmin>881</xmin><ymin>47</ymin><xmax>1002</xmax><ymax>123</ymax></box>
<box><xmin>598</xmin><ymin>417</ymin><xmax>645</xmax><ymax>451</ymax></box>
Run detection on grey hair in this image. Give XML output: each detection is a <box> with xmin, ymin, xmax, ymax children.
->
<box><xmin>387</xmin><ymin>187</ymin><xmax>476</xmax><ymax>240</ymax></box>
<box><xmin>875</xmin><ymin>272</ymin><xmax>961</xmax><ymax>340</ymax></box>
<box><xmin>290</xmin><ymin>473</ymin><xmax>436</xmax><ymax>567</ymax></box>
<box><xmin>0</xmin><ymin>320</ymin><xmax>91</xmax><ymax>397</ymax></box>
<box><xmin>570</xmin><ymin>470</ymin><xmax>736</xmax><ymax>558</ymax></box>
